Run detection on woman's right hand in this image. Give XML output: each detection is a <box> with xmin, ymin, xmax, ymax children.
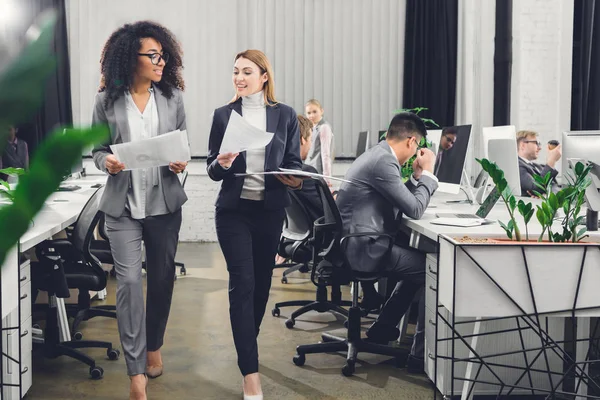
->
<box><xmin>105</xmin><ymin>154</ymin><xmax>125</xmax><ymax>174</ymax></box>
<box><xmin>217</xmin><ymin>152</ymin><xmax>239</xmax><ymax>169</ymax></box>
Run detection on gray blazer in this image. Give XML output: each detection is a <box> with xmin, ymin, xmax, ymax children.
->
<box><xmin>518</xmin><ymin>157</ymin><xmax>558</xmax><ymax>196</ymax></box>
<box><xmin>336</xmin><ymin>141</ymin><xmax>438</xmax><ymax>272</ymax></box>
<box><xmin>91</xmin><ymin>85</ymin><xmax>188</xmax><ymax>218</ymax></box>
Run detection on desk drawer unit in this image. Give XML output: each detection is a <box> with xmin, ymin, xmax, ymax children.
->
<box><xmin>425</xmin><ymin>254</ymin><xmax>566</xmax><ymax>397</ymax></box>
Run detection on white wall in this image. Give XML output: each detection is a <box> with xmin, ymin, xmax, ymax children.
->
<box><xmin>511</xmin><ymin>0</ymin><xmax>574</xmax><ymax>172</ymax></box>
<box><xmin>66</xmin><ymin>0</ymin><xmax>407</xmax><ymax>157</ymax></box>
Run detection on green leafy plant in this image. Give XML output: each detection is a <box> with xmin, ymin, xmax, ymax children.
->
<box><xmin>477</xmin><ymin>158</ymin><xmax>523</xmax><ymax>241</ymax></box>
<box><xmin>533</xmin><ymin>162</ymin><xmax>592</xmax><ymax>243</ymax></box>
<box><xmin>0</xmin><ymin>167</ymin><xmax>26</xmax><ymax>202</ymax></box>
<box><xmin>0</xmin><ymin>11</ymin><xmax>109</xmax><ymax>266</ymax></box>
<box><xmin>384</xmin><ymin>107</ymin><xmax>439</xmax><ymax>179</ymax></box>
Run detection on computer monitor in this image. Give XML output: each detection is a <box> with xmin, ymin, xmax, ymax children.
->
<box><xmin>427</xmin><ymin>129</ymin><xmax>442</xmax><ymax>155</ymax></box>
<box><xmin>433</xmin><ymin>125</ymin><xmax>472</xmax><ymax>194</ymax></box>
<box><xmin>562</xmin><ymin>131</ymin><xmax>600</xmax><ymax>178</ymax></box>
<box><xmin>485</xmin><ymin>138</ymin><xmax>522</xmax><ymax>196</ymax></box>
<box><xmin>482</xmin><ymin>125</ymin><xmax>516</xmax><ymax>158</ymax></box>
<box><xmin>356</xmin><ymin>131</ymin><xmax>369</xmax><ymax>158</ymax></box>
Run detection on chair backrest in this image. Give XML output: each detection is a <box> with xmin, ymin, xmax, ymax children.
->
<box><xmin>71</xmin><ymin>186</ymin><xmax>105</xmax><ymax>260</ymax></box>
<box><xmin>97</xmin><ymin>213</ymin><xmax>109</xmax><ymax>242</ymax></box>
<box><xmin>282</xmin><ymin>191</ymin><xmax>313</xmax><ymax>242</ymax></box>
<box><xmin>314</xmin><ymin>179</ymin><xmax>343</xmax><ymax>264</ymax></box>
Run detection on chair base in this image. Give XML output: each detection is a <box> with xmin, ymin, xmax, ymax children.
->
<box><xmin>293</xmin><ymin>306</ymin><xmax>408</xmax><ymax>376</ymax></box>
<box><xmin>274</xmin><ymin>262</ymin><xmax>310</xmax><ymax>283</ymax></box>
<box><xmin>72</xmin><ymin>307</ymin><xmax>117</xmax><ymax>340</ymax></box>
<box><xmin>272</xmin><ymin>285</ymin><xmax>352</xmax><ymax>328</ymax></box>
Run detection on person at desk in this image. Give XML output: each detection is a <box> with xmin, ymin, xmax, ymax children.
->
<box><xmin>433</xmin><ymin>126</ymin><xmax>457</xmax><ymax>177</ymax></box>
<box><xmin>336</xmin><ymin>112</ymin><xmax>438</xmax><ymax>373</ymax></box>
<box><xmin>517</xmin><ymin>130</ymin><xmax>562</xmax><ymax>197</ymax></box>
<box><xmin>1</xmin><ymin>125</ymin><xmax>29</xmax><ymax>179</ymax></box>
<box><xmin>207</xmin><ymin>49</ymin><xmax>303</xmax><ymax>400</ymax></box>
<box><xmin>91</xmin><ymin>21</ymin><xmax>188</xmax><ymax>399</ymax></box>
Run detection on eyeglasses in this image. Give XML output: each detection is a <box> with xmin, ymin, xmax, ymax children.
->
<box><xmin>524</xmin><ymin>140</ymin><xmax>542</xmax><ymax>147</ymax></box>
<box><xmin>137</xmin><ymin>52</ymin><xmax>170</xmax><ymax>65</ymax></box>
<box><xmin>407</xmin><ymin>136</ymin><xmax>426</xmax><ymax>150</ymax></box>
<box><xmin>444</xmin><ymin>136</ymin><xmax>456</xmax><ymax>144</ymax></box>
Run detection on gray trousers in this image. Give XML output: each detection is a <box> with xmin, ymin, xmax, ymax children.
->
<box><xmin>105</xmin><ymin>209</ymin><xmax>182</xmax><ymax>376</ymax></box>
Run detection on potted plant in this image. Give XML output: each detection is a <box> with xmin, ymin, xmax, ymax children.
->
<box><xmin>0</xmin><ymin>167</ymin><xmax>25</xmax><ymax>203</ymax></box>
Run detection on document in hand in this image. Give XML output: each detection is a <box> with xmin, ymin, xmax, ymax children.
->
<box><xmin>110</xmin><ymin>129</ymin><xmax>190</xmax><ymax>170</ymax></box>
<box><xmin>234</xmin><ymin>168</ymin><xmax>353</xmax><ymax>184</ymax></box>
<box><xmin>219</xmin><ymin>111</ymin><xmax>274</xmax><ymax>154</ymax></box>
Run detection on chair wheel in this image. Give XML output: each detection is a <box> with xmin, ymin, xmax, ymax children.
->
<box><xmin>181</xmin><ymin>267</ymin><xmax>186</xmax><ymax>275</ymax></box>
<box><xmin>73</xmin><ymin>331</ymin><xmax>83</xmax><ymax>341</ymax></box>
<box><xmin>109</xmin><ymin>268</ymin><xmax>116</xmax><ymax>278</ymax></box>
<box><xmin>285</xmin><ymin>319</ymin><xmax>295</xmax><ymax>329</ymax></box>
<box><xmin>90</xmin><ymin>366</ymin><xmax>104</xmax><ymax>379</ymax></box>
<box><xmin>342</xmin><ymin>361</ymin><xmax>355</xmax><ymax>377</ymax></box>
<box><xmin>107</xmin><ymin>348</ymin><xmax>120</xmax><ymax>361</ymax></box>
<box><xmin>293</xmin><ymin>354</ymin><xmax>305</xmax><ymax>366</ymax></box>
<box><xmin>271</xmin><ymin>308</ymin><xmax>280</xmax><ymax>317</ymax></box>
<box><xmin>281</xmin><ymin>276</ymin><xmax>288</xmax><ymax>284</ymax></box>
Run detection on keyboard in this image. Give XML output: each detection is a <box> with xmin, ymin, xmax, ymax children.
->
<box><xmin>57</xmin><ymin>185</ymin><xmax>81</xmax><ymax>191</ymax></box>
<box><xmin>435</xmin><ymin>212</ymin><xmax>481</xmax><ymax>219</ymax></box>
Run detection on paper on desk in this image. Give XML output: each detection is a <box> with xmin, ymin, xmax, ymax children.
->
<box><xmin>234</xmin><ymin>168</ymin><xmax>353</xmax><ymax>184</ymax></box>
<box><xmin>110</xmin><ymin>129</ymin><xmax>190</xmax><ymax>170</ymax></box>
<box><xmin>219</xmin><ymin>111</ymin><xmax>274</xmax><ymax>154</ymax></box>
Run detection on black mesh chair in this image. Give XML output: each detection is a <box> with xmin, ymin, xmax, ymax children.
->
<box><xmin>292</xmin><ymin>179</ymin><xmax>407</xmax><ymax>376</ymax></box>
<box><xmin>274</xmin><ymin>191</ymin><xmax>313</xmax><ymax>284</ymax></box>
<box><xmin>272</xmin><ymin>185</ymin><xmax>352</xmax><ymax>328</ymax></box>
<box><xmin>33</xmin><ymin>186</ymin><xmax>119</xmax><ymax>379</ymax></box>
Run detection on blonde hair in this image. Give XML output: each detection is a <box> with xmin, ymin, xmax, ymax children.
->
<box><xmin>297</xmin><ymin>114</ymin><xmax>312</xmax><ymax>141</ymax></box>
<box><xmin>305</xmin><ymin>99</ymin><xmax>323</xmax><ymax>110</ymax></box>
<box><xmin>230</xmin><ymin>49</ymin><xmax>277</xmax><ymax>105</ymax></box>
<box><xmin>516</xmin><ymin>130</ymin><xmax>538</xmax><ymax>145</ymax></box>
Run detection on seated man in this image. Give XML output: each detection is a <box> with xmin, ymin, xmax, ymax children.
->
<box><xmin>295</xmin><ymin>114</ymin><xmax>323</xmax><ymax>221</ymax></box>
<box><xmin>1</xmin><ymin>126</ymin><xmax>29</xmax><ymax>181</ymax></box>
<box><xmin>433</xmin><ymin>126</ymin><xmax>457</xmax><ymax>177</ymax></box>
<box><xmin>336</xmin><ymin>112</ymin><xmax>438</xmax><ymax>373</ymax></box>
<box><xmin>517</xmin><ymin>130</ymin><xmax>561</xmax><ymax>196</ymax></box>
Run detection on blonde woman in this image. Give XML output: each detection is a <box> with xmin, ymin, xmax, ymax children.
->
<box><xmin>304</xmin><ymin>99</ymin><xmax>334</xmax><ymax>185</ymax></box>
<box><xmin>206</xmin><ymin>49</ymin><xmax>302</xmax><ymax>399</ymax></box>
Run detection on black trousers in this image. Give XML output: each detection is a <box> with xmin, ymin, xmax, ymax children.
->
<box><xmin>215</xmin><ymin>200</ymin><xmax>285</xmax><ymax>376</ymax></box>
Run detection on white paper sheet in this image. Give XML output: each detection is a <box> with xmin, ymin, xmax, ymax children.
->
<box><xmin>234</xmin><ymin>168</ymin><xmax>354</xmax><ymax>184</ymax></box>
<box><xmin>110</xmin><ymin>129</ymin><xmax>190</xmax><ymax>170</ymax></box>
<box><xmin>219</xmin><ymin>111</ymin><xmax>274</xmax><ymax>154</ymax></box>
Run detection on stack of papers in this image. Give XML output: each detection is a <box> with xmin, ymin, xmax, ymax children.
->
<box><xmin>110</xmin><ymin>129</ymin><xmax>190</xmax><ymax>170</ymax></box>
<box><xmin>234</xmin><ymin>168</ymin><xmax>353</xmax><ymax>184</ymax></box>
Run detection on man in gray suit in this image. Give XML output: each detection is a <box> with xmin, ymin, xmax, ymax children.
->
<box><xmin>336</xmin><ymin>112</ymin><xmax>438</xmax><ymax>373</ymax></box>
<box><xmin>517</xmin><ymin>130</ymin><xmax>562</xmax><ymax>196</ymax></box>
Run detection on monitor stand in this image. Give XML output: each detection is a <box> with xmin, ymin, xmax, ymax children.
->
<box><xmin>445</xmin><ymin>169</ymin><xmax>476</xmax><ymax>205</ymax></box>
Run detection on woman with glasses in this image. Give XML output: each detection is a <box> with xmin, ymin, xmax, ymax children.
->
<box><xmin>91</xmin><ymin>21</ymin><xmax>187</xmax><ymax>399</ymax></box>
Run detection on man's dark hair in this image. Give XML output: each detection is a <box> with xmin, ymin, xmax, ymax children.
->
<box><xmin>386</xmin><ymin>112</ymin><xmax>427</xmax><ymax>141</ymax></box>
<box><xmin>99</xmin><ymin>21</ymin><xmax>185</xmax><ymax>107</ymax></box>
<box><xmin>442</xmin><ymin>126</ymin><xmax>458</xmax><ymax>137</ymax></box>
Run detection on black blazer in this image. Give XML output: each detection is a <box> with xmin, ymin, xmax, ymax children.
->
<box><xmin>518</xmin><ymin>157</ymin><xmax>558</xmax><ymax>196</ymax></box>
<box><xmin>207</xmin><ymin>98</ymin><xmax>302</xmax><ymax>210</ymax></box>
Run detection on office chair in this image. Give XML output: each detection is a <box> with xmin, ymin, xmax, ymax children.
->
<box><xmin>32</xmin><ymin>187</ymin><xmax>120</xmax><ymax>379</ymax></box>
<box><xmin>292</xmin><ymin>179</ymin><xmax>407</xmax><ymax>376</ymax></box>
<box><xmin>272</xmin><ymin>186</ymin><xmax>352</xmax><ymax>328</ymax></box>
<box><xmin>274</xmin><ymin>191</ymin><xmax>313</xmax><ymax>284</ymax></box>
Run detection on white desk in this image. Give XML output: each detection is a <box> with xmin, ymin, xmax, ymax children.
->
<box><xmin>401</xmin><ymin>193</ymin><xmax>600</xmax><ymax>399</ymax></box>
<box><xmin>0</xmin><ymin>176</ymin><xmax>106</xmax><ymax>399</ymax></box>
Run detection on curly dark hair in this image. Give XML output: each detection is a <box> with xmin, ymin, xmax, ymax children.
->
<box><xmin>99</xmin><ymin>21</ymin><xmax>184</xmax><ymax>107</ymax></box>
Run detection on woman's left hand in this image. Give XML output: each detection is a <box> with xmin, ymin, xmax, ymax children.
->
<box><xmin>276</xmin><ymin>174</ymin><xmax>303</xmax><ymax>189</ymax></box>
<box><xmin>169</xmin><ymin>161</ymin><xmax>188</xmax><ymax>174</ymax></box>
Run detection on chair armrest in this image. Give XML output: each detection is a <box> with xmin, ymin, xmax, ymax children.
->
<box><xmin>36</xmin><ymin>239</ymin><xmax>82</xmax><ymax>263</ymax></box>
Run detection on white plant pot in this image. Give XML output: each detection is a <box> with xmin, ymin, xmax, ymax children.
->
<box><xmin>438</xmin><ymin>235</ymin><xmax>600</xmax><ymax>318</ymax></box>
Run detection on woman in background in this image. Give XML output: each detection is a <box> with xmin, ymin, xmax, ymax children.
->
<box><xmin>304</xmin><ymin>99</ymin><xmax>334</xmax><ymax>186</ymax></box>
<box><xmin>207</xmin><ymin>49</ymin><xmax>302</xmax><ymax>399</ymax></box>
<box><xmin>92</xmin><ymin>21</ymin><xmax>187</xmax><ymax>399</ymax></box>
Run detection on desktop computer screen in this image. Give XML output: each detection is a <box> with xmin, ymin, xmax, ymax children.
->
<box><xmin>356</xmin><ymin>131</ymin><xmax>369</xmax><ymax>158</ymax></box>
<box><xmin>486</xmin><ymin>138</ymin><xmax>521</xmax><ymax>196</ymax></box>
<box><xmin>433</xmin><ymin>125</ymin><xmax>472</xmax><ymax>194</ymax></box>
<box><xmin>562</xmin><ymin>131</ymin><xmax>600</xmax><ymax>173</ymax></box>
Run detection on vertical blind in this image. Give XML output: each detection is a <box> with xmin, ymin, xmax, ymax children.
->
<box><xmin>66</xmin><ymin>0</ymin><xmax>406</xmax><ymax>157</ymax></box>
